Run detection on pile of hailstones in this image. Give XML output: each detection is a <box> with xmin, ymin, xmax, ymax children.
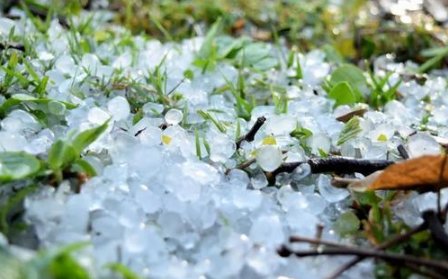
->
<box><xmin>1</xmin><ymin>11</ymin><xmax>448</xmax><ymax>279</ymax></box>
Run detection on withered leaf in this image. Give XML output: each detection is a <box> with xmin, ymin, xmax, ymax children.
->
<box><xmin>350</xmin><ymin>155</ymin><xmax>448</xmax><ymax>192</ymax></box>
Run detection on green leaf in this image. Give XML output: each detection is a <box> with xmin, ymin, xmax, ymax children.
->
<box><xmin>334</xmin><ymin>211</ymin><xmax>360</xmax><ymax>235</ymax></box>
<box><xmin>28</xmin><ymin>243</ymin><xmax>90</xmax><ymax>279</ymax></box>
<box><xmin>35</xmin><ymin>76</ymin><xmax>49</xmax><ymax>97</ymax></box>
<box><xmin>195</xmin><ymin>129</ymin><xmax>202</xmax><ymax>159</ymax></box>
<box><xmin>0</xmin><ymin>152</ymin><xmax>40</xmax><ymax>182</ymax></box>
<box><xmin>328</xmin><ymin>81</ymin><xmax>357</xmax><ymax>107</ymax></box>
<box><xmin>72</xmin><ymin>159</ymin><xmax>97</xmax><ymax>177</ymax></box>
<box><xmin>106</xmin><ymin>263</ymin><xmax>142</xmax><ymax>279</ymax></box>
<box><xmin>183</xmin><ymin>69</ymin><xmax>194</xmax><ymax>80</ymax></box>
<box><xmin>353</xmin><ymin>191</ymin><xmax>381</xmax><ymax>207</ymax></box>
<box><xmin>0</xmin><ymin>94</ymin><xmax>77</xmax><ymax>117</ymax></box>
<box><xmin>47</xmin><ymin>140</ymin><xmax>78</xmax><ymax>171</ymax></box>
<box><xmin>221</xmin><ymin>73</ymin><xmax>252</xmax><ymax>119</ymax></box>
<box><xmin>318</xmin><ymin>148</ymin><xmax>328</xmax><ymax>158</ymax></box>
<box><xmin>337</xmin><ymin>116</ymin><xmax>362</xmax><ymax>145</ymax></box>
<box><xmin>290</xmin><ymin>126</ymin><xmax>313</xmax><ymax>140</ymax></box>
<box><xmin>3</xmin><ymin>51</ymin><xmax>18</xmax><ymax>87</ymax></box>
<box><xmin>330</xmin><ymin>64</ymin><xmax>366</xmax><ymax>98</ymax></box>
<box><xmin>197</xmin><ymin>109</ymin><xmax>226</xmax><ymax>133</ymax></box>
<box><xmin>49</xmin><ymin>253</ymin><xmax>90</xmax><ymax>279</ymax></box>
<box><xmin>71</xmin><ymin>120</ymin><xmax>110</xmax><ymax>154</ymax></box>
<box><xmin>295</xmin><ymin>54</ymin><xmax>303</xmax><ymax>79</ymax></box>
<box><xmin>417</xmin><ymin>47</ymin><xmax>448</xmax><ymax>73</ymax></box>
<box><xmin>197</xmin><ymin>17</ymin><xmax>222</xmax><ymax>59</ymax></box>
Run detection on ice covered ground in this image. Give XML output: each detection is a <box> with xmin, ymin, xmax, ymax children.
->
<box><xmin>1</xmin><ymin>8</ymin><xmax>448</xmax><ymax>279</ymax></box>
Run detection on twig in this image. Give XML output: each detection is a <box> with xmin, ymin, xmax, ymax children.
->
<box><xmin>235</xmin><ymin>116</ymin><xmax>266</xmax><ymax>149</ymax></box>
<box><xmin>397</xmin><ymin>144</ymin><xmax>410</xmax><ymax>159</ymax></box>
<box><xmin>272</xmin><ymin>157</ymin><xmax>394</xmax><ymax>178</ymax></box>
<box><xmin>166</xmin><ymin>77</ymin><xmax>186</xmax><ymax>96</ymax></box>
<box><xmin>277</xmin><ymin>246</ymin><xmax>448</xmax><ymax>272</ymax></box>
<box><xmin>308</xmin><ymin>157</ymin><xmax>394</xmax><ymax>175</ymax></box>
<box><xmin>314</xmin><ymin>223</ymin><xmax>324</xmax><ymax>249</ymax></box>
<box><xmin>0</xmin><ymin>42</ymin><xmax>25</xmax><ymax>52</ymax></box>
<box><xmin>336</xmin><ymin>109</ymin><xmax>367</xmax><ymax>123</ymax></box>
<box><xmin>289</xmin><ymin>235</ymin><xmax>350</xmax><ymax>249</ymax></box>
<box><xmin>437</xmin><ymin>154</ymin><xmax>447</xmax><ymax>214</ymax></box>
<box><xmin>225</xmin><ymin>157</ymin><xmax>256</xmax><ymax>175</ymax></box>
<box><xmin>324</xmin><ymin>223</ymin><xmax>426</xmax><ymax>279</ymax></box>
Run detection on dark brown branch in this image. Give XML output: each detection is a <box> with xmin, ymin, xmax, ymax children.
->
<box><xmin>277</xmin><ymin>246</ymin><xmax>448</xmax><ymax>272</ymax></box>
<box><xmin>308</xmin><ymin>157</ymin><xmax>393</xmax><ymax>175</ymax></box>
<box><xmin>397</xmin><ymin>144</ymin><xmax>410</xmax><ymax>159</ymax></box>
<box><xmin>289</xmin><ymin>235</ymin><xmax>350</xmax><ymax>248</ymax></box>
<box><xmin>235</xmin><ymin>116</ymin><xmax>266</xmax><ymax>149</ymax></box>
<box><xmin>336</xmin><ymin>109</ymin><xmax>367</xmax><ymax>123</ymax></box>
<box><xmin>0</xmin><ymin>42</ymin><xmax>25</xmax><ymax>52</ymax></box>
<box><xmin>225</xmin><ymin>158</ymin><xmax>256</xmax><ymax>175</ymax></box>
<box><xmin>271</xmin><ymin>157</ymin><xmax>394</xmax><ymax>179</ymax></box>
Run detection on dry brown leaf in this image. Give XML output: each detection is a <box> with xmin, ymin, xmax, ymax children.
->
<box><xmin>350</xmin><ymin>155</ymin><xmax>448</xmax><ymax>192</ymax></box>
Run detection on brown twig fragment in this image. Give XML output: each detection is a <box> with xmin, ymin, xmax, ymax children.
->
<box><xmin>397</xmin><ymin>144</ymin><xmax>410</xmax><ymax>159</ymax></box>
<box><xmin>235</xmin><ymin>116</ymin><xmax>266</xmax><ymax>149</ymax></box>
<box><xmin>277</xmin><ymin>245</ymin><xmax>448</xmax><ymax>273</ymax></box>
<box><xmin>336</xmin><ymin>109</ymin><xmax>367</xmax><ymax>123</ymax></box>
<box><xmin>271</xmin><ymin>157</ymin><xmax>394</xmax><ymax>178</ymax></box>
<box><xmin>0</xmin><ymin>42</ymin><xmax>25</xmax><ymax>52</ymax></box>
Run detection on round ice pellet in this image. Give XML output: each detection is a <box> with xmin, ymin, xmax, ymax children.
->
<box><xmin>256</xmin><ymin>145</ymin><xmax>283</xmax><ymax>172</ymax></box>
<box><xmin>165</xmin><ymin>109</ymin><xmax>183</xmax><ymax>125</ymax></box>
<box><xmin>107</xmin><ymin>96</ymin><xmax>130</xmax><ymax>121</ymax></box>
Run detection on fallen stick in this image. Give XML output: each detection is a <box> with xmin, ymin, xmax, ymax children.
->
<box><xmin>272</xmin><ymin>157</ymin><xmax>394</xmax><ymax>177</ymax></box>
<box><xmin>235</xmin><ymin>116</ymin><xmax>266</xmax><ymax>149</ymax></box>
<box><xmin>277</xmin><ymin>245</ymin><xmax>448</xmax><ymax>274</ymax></box>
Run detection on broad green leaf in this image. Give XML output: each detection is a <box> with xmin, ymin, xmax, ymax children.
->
<box><xmin>337</xmin><ymin>116</ymin><xmax>362</xmax><ymax>145</ymax></box>
<box><xmin>330</xmin><ymin>64</ymin><xmax>366</xmax><ymax>98</ymax></box>
<box><xmin>49</xmin><ymin>253</ymin><xmax>90</xmax><ymax>279</ymax></box>
<box><xmin>328</xmin><ymin>81</ymin><xmax>357</xmax><ymax>107</ymax></box>
<box><xmin>0</xmin><ymin>152</ymin><xmax>40</xmax><ymax>182</ymax></box>
<box><xmin>28</xmin><ymin>243</ymin><xmax>90</xmax><ymax>278</ymax></box>
<box><xmin>237</xmin><ymin>43</ymin><xmax>278</xmax><ymax>70</ymax></box>
<box><xmin>71</xmin><ymin>120</ymin><xmax>110</xmax><ymax>154</ymax></box>
<box><xmin>334</xmin><ymin>211</ymin><xmax>360</xmax><ymax>235</ymax></box>
<box><xmin>0</xmin><ymin>94</ymin><xmax>77</xmax><ymax>117</ymax></box>
<box><xmin>290</xmin><ymin>126</ymin><xmax>313</xmax><ymax>140</ymax></box>
<box><xmin>106</xmin><ymin>263</ymin><xmax>142</xmax><ymax>279</ymax></box>
<box><xmin>217</xmin><ymin>36</ymin><xmax>249</xmax><ymax>59</ymax></box>
<box><xmin>47</xmin><ymin>140</ymin><xmax>78</xmax><ymax>171</ymax></box>
<box><xmin>72</xmin><ymin>159</ymin><xmax>97</xmax><ymax>177</ymax></box>
<box><xmin>197</xmin><ymin>18</ymin><xmax>222</xmax><ymax>59</ymax></box>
